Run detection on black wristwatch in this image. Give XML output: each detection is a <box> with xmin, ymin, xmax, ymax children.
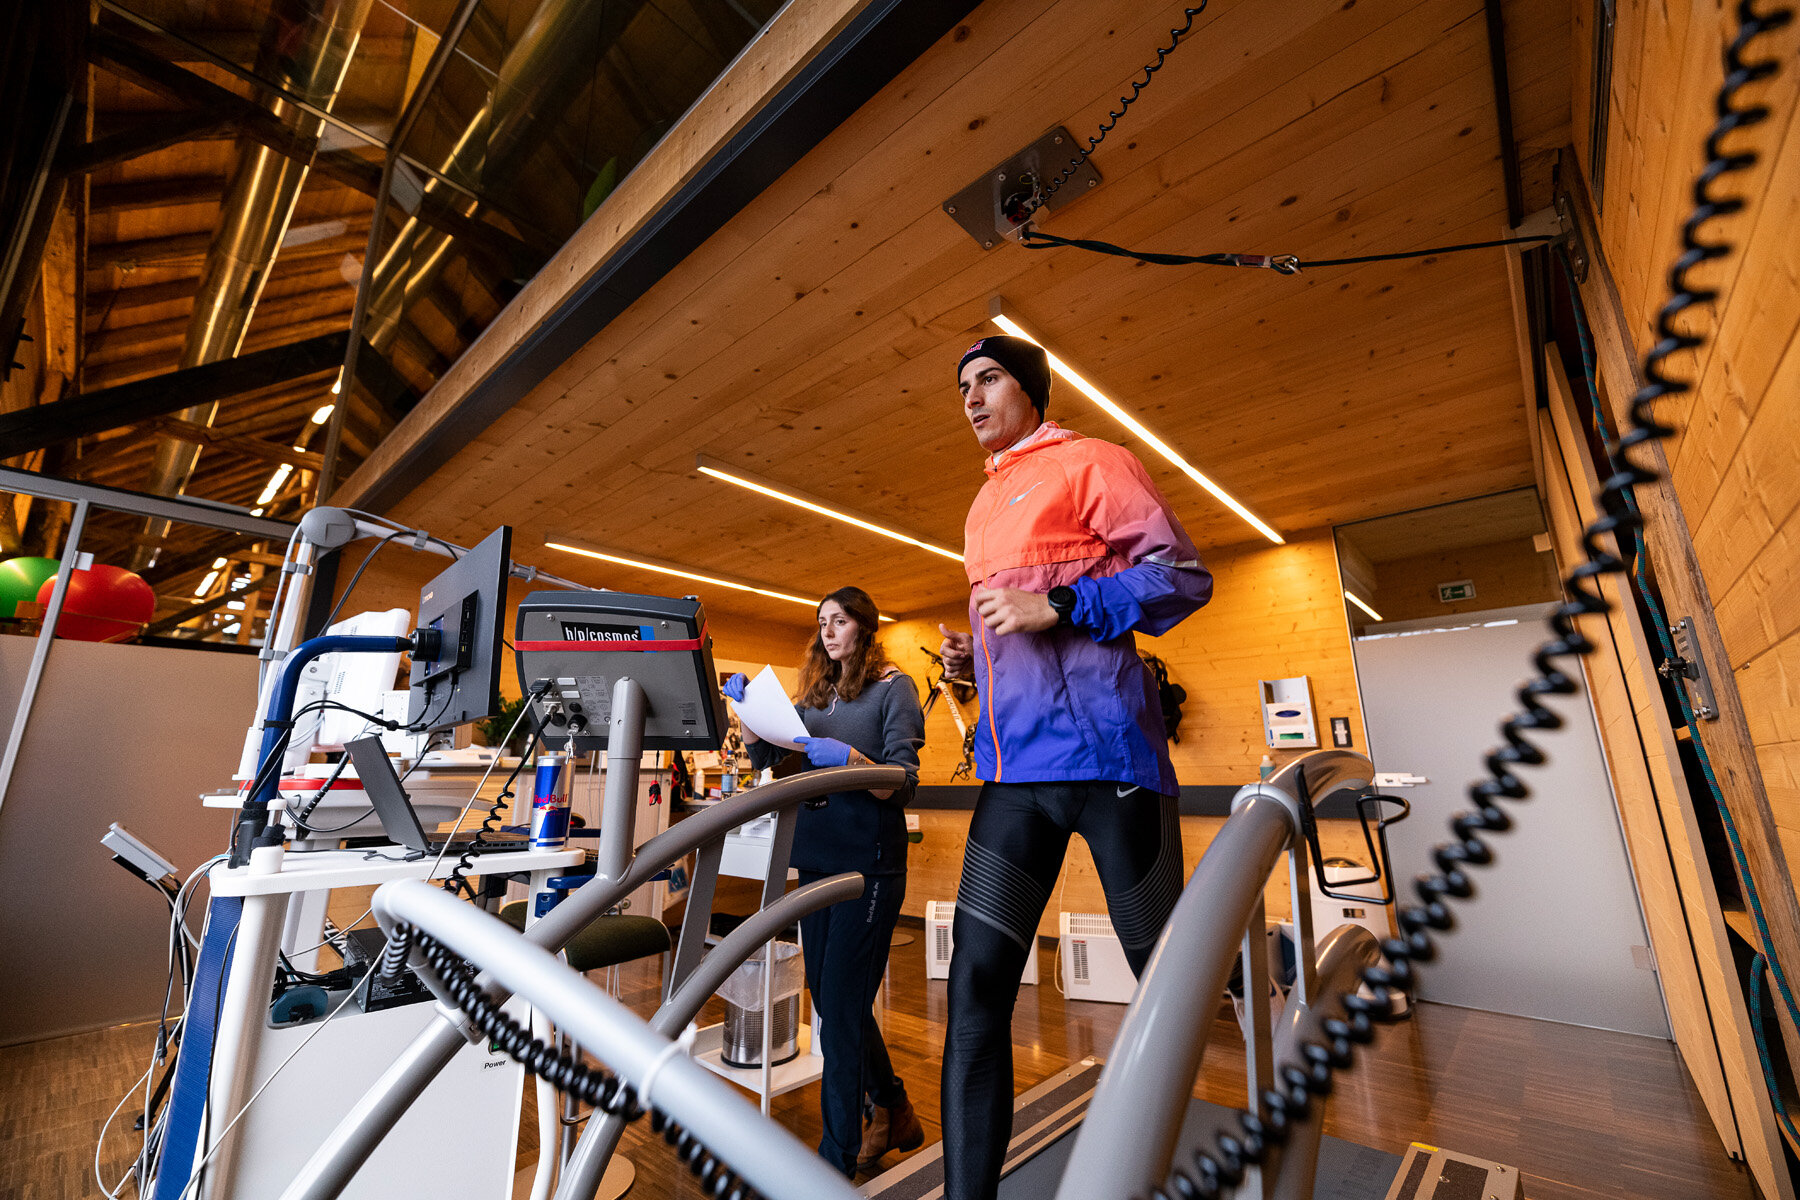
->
<box><xmin>1046</xmin><ymin>585</ymin><xmax>1077</xmax><ymax>626</ymax></box>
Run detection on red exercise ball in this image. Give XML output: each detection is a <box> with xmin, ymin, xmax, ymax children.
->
<box><xmin>35</xmin><ymin>564</ymin><xmax>156</xmax><ymax>642</ymax></box>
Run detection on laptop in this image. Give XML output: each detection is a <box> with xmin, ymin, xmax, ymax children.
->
<box><xmin>344</xmin><ymin>736</ymin><xmax>528</xmax><ymax>855</ymax></box>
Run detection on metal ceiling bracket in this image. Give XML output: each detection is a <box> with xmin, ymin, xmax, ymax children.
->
<box><xmin>1658</xmin><ymin>617</ymin><xmax>1720</xmax><ymax>721</ymax></box>
<box><xmin>1554</xmin><ymin>190</ymin><xmax>1588</xmax><ymax>282</ymax></box>
<box><xmin>941</xmin><ymin>127</ymin><xmax>1102</xmax><ymax>250</ymax></box>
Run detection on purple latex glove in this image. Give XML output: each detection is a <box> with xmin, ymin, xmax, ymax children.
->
<box><xmin>722</xmin><ymin>673</ymin><xmax>749</xmax><ymax>702</ymax></box>
<box><xmin>796</xmin><ymin>736</ymin><xmax>854</xmax><ymax>768</ymax></box>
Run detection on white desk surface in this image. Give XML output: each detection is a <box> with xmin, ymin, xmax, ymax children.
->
<box><xmin>210</xmin><ymin>846</ymin><xmax>583</xmax><ymax>896</ymax></box>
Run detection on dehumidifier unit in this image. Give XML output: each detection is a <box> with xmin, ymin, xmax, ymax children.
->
<box><xmin>1058</xmin><ymin>912</ymin><xmax>1136</xmax><ymax>1004</ymax></box>
<box><xmin>924</xmin><ymin>901</ymin><xmax>1038</xmax><ymax>984</ymax></box>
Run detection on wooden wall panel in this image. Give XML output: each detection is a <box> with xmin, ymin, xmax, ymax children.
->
<box><xmin>1584</xmin><ymin>0</ymin><xmax>1800</xmax><ymax>1139</ymax></box>
<box><xmin>1365</xmin><ymin>535</ymin><xmax>1560</xmax><ymax>625</ymax></box>
<box><xmin>1152</xmin><ymin>528</ymin><xmax>1368</xmax><ymax>783</ymax></box>
<box><xmin>1538</xmin><ymin>352</ymin><xmax>1762</xmax><ymax>1172</ymax></box>
<box><xmin>1572</xmin><ymin>5</ymin><xmax>1800</xmax><ymax>1183</ymax></box>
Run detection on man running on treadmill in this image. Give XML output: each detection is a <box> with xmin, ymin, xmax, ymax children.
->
<box><xmin>938</xmin><ymin>334</ymin><xmax>1212</xmax><ymax>1200</ymax></box>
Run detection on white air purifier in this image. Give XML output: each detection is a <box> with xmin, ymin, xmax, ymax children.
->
<box><xmin>1058</xmin><ymin>912</ymin><xmax>1136</xmax><ymax>1004</ymax></box>
<box><xmin>924</xmin><ymin>901</ymin><xmax>1038</xmax><ymax>984</ymax></box>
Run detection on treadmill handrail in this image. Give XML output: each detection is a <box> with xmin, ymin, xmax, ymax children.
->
<box><xmin>551</xmin><ymin>872</ymin><xmax>867</xmax><ymax>1200</ymax></box>
<box><xmin>522</xmin><ymin>764</ymin><xmax>903</xmax><ymax>955</ymax></box>
<box><xmin>1054</xmin><ymin>788</ymin><xmax>1299</xmax><ymax>1200</ymax></box>
<box><xmin>1267</xmin><ymin>923</ymin><xmax>1383</xmax><ymax>1200</ymax></box>
<box><xmin>372</xmin><ymin>879</ymin><xmax>865</xmax><ymax>1200</ymax></box>
<box><xmin>1264</xmin><ymin>748</ymin><xmax>1375</xmax><ymax>805</ymax></box>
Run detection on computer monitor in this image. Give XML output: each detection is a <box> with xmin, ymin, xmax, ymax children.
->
<box><xmin>513</xmin><ymin>590</ymin><xmax>728</xmax><ymax>752</ymax></box>
<box><xmin>293</xmin><ymin>608</ymin><xmax>413</xmax><ymax>748</ymax></box>
<box><xmin>408</xmin><ymin>526</ymin><xmax>511</xmax><ymax>733</ymax></box>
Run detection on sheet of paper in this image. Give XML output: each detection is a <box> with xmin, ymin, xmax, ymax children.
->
<box><xmin>730</xmin><ymin>665</ymin><xmax>808</xmax><ymax>750</ymax></box>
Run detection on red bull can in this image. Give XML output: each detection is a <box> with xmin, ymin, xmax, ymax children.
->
<box><xmin>529</xmin><ymin>752</ymin><xmax>570</xmax><ymax>849</ymax></box>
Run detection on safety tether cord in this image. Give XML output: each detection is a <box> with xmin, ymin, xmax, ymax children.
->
<box><xmin>1018</xmin><ymin>227</ymin><xmax>1555</xmax><ymax>273</ymax></box>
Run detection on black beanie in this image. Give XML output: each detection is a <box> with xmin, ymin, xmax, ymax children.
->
<box><xmin>957</xmin><ymin>334</ymin><xmax>1052</xmax><ymax>417</ymax></box>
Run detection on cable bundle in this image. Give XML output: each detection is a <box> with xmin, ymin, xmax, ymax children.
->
<box><xmin>403</xmin><ymin>927</ymin><xmax>765</xmax><ymax>1200</ymax></box>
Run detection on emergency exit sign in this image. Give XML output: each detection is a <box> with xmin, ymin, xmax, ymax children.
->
<box><xmin>1438</xmin><ymin>579</ymin><xmax>1477</xmax><ymax>603</ymax></box>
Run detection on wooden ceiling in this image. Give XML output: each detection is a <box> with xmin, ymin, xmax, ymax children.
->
<box><xmin>1337</xmin><ymin>487</ymin><xmax>1547</xmax><ymax>563</ymax></box>
<box><xmin>365</xmin><ymin>0</ymin><xmax>1571</xmax><ymax>628</ymax></box>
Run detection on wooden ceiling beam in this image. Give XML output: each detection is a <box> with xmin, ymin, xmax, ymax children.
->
<box><xmin>153</xmin><ymin>417</ymin><xmax>325</xmax><ymax>472</ymax></box>
<box><xmin>217</xmin><ymin>402</ymin><xmax>325</xmax><ymax>444</ymax></box>
<box><xmin>0</xmin><ymin>330</ymin><xmax>346</xmax><ymax>455</ymax></box>
<box><xmin>145</xmin><ymin>571</ymin><xmax>268</xmax><ymax>633</ymax></box>
<box><xmin>89</xmin><ymin>173</ymin><xmax>225</xmax><ymax>213</ymax></box>
<box><xmin>82</xmin><ymin>312</ymin><xmax>353</xmax><ymax>388</ymax></box>
<box><xmin>84</xmin><ymin>277</ymin><xmax>199</xmax><ymax>328</ymax></box>
<box><xmin>87</xmin><ymin>30</ymin><xmax>550</xmax><ymax>274</ymax></box>
<box><xmin>88</xmin><ymin>220</ymin><xmax>371</xmax><ymax>275</ymax></box>
<box><xmin>56</xmin><ymin>110</ymin><xmax>233</xmax><ymax>174</ymax></box>
<box><xmin>70</xmin><ymin>421</ymin><xmax>161</xmax><ymax>477</ymax></box>
<box><xmin>85</xmin><ymin>286</ymin><xmax>354</xmax><ymax>366</ymax></box>
<box><xmin>87</xmin><ymin>231</ymin><xmax>213</xmax><ymax>273</ymax></box>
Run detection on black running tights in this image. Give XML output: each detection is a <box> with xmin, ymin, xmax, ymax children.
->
<box><xmin>941</xmin><ymin>781</ymin><xmax>1182</xmax><ymax>1200</ymax></box>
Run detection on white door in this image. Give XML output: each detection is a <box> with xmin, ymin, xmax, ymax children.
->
<box><xmin>1352</xmin><ymin>603</ymin><xmax>1668</xmax><ymax>1036</ymax></box>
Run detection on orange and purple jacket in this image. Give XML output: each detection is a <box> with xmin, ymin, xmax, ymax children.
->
<box><xmin>963</xmin><ymin>422</ymin><xmax>1211</xmax><ymax>794</ymax></box>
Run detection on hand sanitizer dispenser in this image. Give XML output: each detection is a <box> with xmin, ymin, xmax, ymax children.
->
<box><xmin>1260</xmin><ymin>676</ymin><xmax>1319</xmax><ymax>749</ymax></box>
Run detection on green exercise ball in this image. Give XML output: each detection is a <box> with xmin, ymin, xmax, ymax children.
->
<box><xmin>0</xmin><ymin>557</ymin><xmax>60</xmax><ymax>619</ymax></box>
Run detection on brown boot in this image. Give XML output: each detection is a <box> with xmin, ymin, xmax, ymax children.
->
<box><xmin>885</xmin><ymin>1095</ymin><xmax>924</xmax><ymax>1155</ymax></box>
<box><xmin>858</xmin><ymin>1095</ymin><xmax>923</xmax><ymax>1169</ymax></box>
<box><xmin>857</xmin><ymin>1100</ymin><xmax>888</xmax><ymax>1168</ymax></box>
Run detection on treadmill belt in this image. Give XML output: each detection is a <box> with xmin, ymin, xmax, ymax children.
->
<box><xmin>862</xmin><ymin>1059</ymin><xmax>1400</xmax><ymax>1200</ymax></box>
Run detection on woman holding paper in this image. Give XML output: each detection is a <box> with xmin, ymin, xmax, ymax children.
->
<box><xmin>725</xmin><ymin>586</ymin><xmax>926</xmax><ymax>1176</ymax></box>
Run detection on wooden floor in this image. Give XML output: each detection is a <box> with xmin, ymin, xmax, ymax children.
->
<box><xmin>3</xmin><ymin>919</ymin><xmax>1760</xmax><ymax>1200</ymax></box>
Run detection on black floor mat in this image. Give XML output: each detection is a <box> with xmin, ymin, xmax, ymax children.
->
<box><xmin>863</xmin><ymin>1059</ymin><xmax>1399</xmax><ymax>1200</ymax></box>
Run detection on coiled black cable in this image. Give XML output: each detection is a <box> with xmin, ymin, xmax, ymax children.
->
<box><xmin>1138</xmin><ymin>3</ymin><xmax>1792</xmax><ymax>1197</ymax></box>
<box><xmin>437</xmin><ymin>724</ymin><xmax>542</xmax><ymax>899</ymax></box>
<box><xmin>400</xmin><ymin>925</ymin><xmax>765</xmax><ymax>1200</ymax></box>
<box><xmin>1027</xmin><ymin>5</ymin><xmax>1209</xmax><ymax>216</ymax></box>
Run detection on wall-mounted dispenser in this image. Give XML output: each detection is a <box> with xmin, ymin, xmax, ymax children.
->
<box><xmin>1260</xmin><ymin>676</ymin><xmax>1319</xmax><ymax>749</ymax></box>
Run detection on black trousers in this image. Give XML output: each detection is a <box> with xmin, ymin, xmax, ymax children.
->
<box><xmin>796</xmin><ymin>868</ymin><xmax>909</xmax><ymax>1175</ymax></box>
<box><xmin>941</xmin><ymin>782</ymin><xmax>1183</xmax><ymax>1200</ymax></box>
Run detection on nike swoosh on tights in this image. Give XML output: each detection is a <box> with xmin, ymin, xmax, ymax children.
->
<box><xmin>1116</xmin><ymin>785</ymin><xmax>1140</xmax><ymax>798</ymax></box>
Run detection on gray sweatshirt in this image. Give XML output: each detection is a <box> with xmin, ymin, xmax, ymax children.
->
<box><xmin>745</xmin><ymin>672</ymin><xmax>924</xmax><ymax>876</ymax></box>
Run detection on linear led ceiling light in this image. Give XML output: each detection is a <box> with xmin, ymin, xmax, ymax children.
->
<box><xmin>545</xmin><ymin>537</ymin><xmax>893</xmax><ymax>621</ymax></box>
<box><xmin>989</xmin><ymin>300</ymin><xmax>1284</xmax><ymax>545</ymax></box>
<box><xmin>696</xmin><ymin>456</ymin><xmax>963</xmax><ymax>563</ymax></box>
<box><xmin>1344</xmin><ymin>590</ymin><xmax>1383</xmax><ymax>621</ymax></box>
